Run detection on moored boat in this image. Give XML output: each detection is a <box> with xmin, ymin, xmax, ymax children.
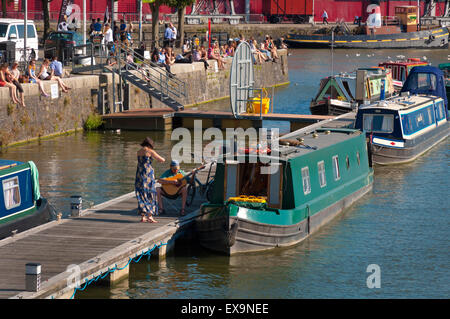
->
<box><xmin>354</xmin><ymin>66</ymin><xmax>449</xmax><ymax>165</ymax></box>
<box><xmin>195</xmin><ymin>128</ymin><xmax>374</xmax><ymax>255</ymax></box>
<box><xmin>438</xmin><ymin>63</ymin><xmax>450</xmax><ymax>106</ymax></box>
<box><xmin>0</xmin><ymin>159</ymin><xmax>52</xmax><ymax>239</ymax></box>
<box><xmin>379</xmin><ymin>57</ymin><xmax>428</xmax><ymax>90</ymax></box>
<box><xmin>285</xmin><ymin>5</ymin><xmax>448</xmax><ymax>49</ymax></box>
<box><xmin>285</xmin><ymin>26</ymin><xmax>448</xmax><ymax>49</ymax></box>
<box><xmin>310</xmin><ymin>67</ymin><xmax>395</xmax><ymax>115</ymax></box>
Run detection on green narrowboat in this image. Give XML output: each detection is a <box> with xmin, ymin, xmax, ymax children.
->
<box><xmin>195</xmin><ymin>128</ymin><xmax>374</xmax><ymax>255</ymax></box>
<box><xmin>0</xmin><ymin>159</ymin><xmax>52</xmax><ymax>239</ymax></box>
<box><xmin>310</xmin><ymin>67</ymin><xmax>395</xmax><ymax>116</ymax></box>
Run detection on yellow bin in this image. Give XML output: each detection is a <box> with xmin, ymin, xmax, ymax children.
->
<box><xmin>247</xmin><ymin>88</ymin><xmax>270</xmax><ymax>114</ymax></box>
<box><xmin>248</xmin><ymin>97</ymin><xmax>270</xmax><ymax>114</ymax></box>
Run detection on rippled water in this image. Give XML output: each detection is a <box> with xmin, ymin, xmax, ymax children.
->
<box><xmin>1</xmin><ymin>48</ymin><xmax>448</xmax><ymax>298</ymax></box>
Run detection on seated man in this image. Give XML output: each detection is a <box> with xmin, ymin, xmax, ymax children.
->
<box><xmin>156</xmin><ymin>160</ymin><xmax>189</xmax><ymax>216</ymax></box>
<box><xmin>50</xmin><ymin>56</ymin><xmax>64</xmax><ymax>77</ymax></box>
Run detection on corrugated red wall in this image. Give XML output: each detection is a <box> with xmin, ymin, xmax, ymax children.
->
<box><xmin>0</xmin><ymin>0</ymin><xmax>447</xmax><ymax>23</ymax></box>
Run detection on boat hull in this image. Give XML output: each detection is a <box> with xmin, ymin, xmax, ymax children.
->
<box><xmin>196</xmin><ymin>182</ymin><xmax>373</xmax><ymax>255</ymax></box>
<box><xmin>0</xmin><ymin>198</ymin><xmax>52</xmax><ymax>239</ymax></box>
<box><xmin>370</xmin><ymin>121</ymin><xmax>449</xmax><ymax>165</ymax></box>
<box><xmin>285</xmin><ymin>27</ymin><xmax>449</xmax><ymax>49</ymax></box>
<box><xmin>310</xmin><ymin>99</ymin><xmax>352</xmax><ymax>116</ymax></box>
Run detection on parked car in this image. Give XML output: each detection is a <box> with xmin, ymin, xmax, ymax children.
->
<box><xmin>44</xmin><ymin>31</ymin><xmax>87</xmax><ymax>62</ymax></box>
<box><xmin>0</xmin><ymin>18</ymin><xmax>39</xmax><ymax>62</ymax></box>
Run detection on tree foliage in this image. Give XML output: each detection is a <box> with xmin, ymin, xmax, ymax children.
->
<box><xmin>147</xmin><ymin>0</ymin><xmax>195</xmax><ymax>49</ymax></box>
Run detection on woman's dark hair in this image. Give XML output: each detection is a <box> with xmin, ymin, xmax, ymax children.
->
<box><xmin>140</xmin><ymin>137</ymin><xmax>154</xmax><ymax>149</ymax></box>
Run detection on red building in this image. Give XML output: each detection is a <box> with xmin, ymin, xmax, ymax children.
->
<box><xmin>0</xmin><ymin>1</ymin><xmax>446</xmax><ymax>24</ymax></box>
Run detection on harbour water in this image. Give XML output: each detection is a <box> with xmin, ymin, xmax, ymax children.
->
<box><xmin>0</xmin><ymin>48</ymin><xmax>448</xmax><ymax>298</ymax></box>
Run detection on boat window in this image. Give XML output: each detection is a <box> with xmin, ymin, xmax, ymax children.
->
<box><xmin>417</xmin><ymin>73</ymin><xmax>437</xmax><ymax>90</ymax></box>
<box><xmin>301</xmin><ymin>167</ymin><xmax>311</xmax><ymax>195</ymax></box>
<box><xmin>317</xmin><ymin>161</ymin><xmax>326</xmax><ymax>188</ymax></box>
<box><xmin>3</xmin><ymin>177</ymin><xmax>21</xmax><ymax>210</ymax></box>
<box><xmin>346</xmin><ymin>155</ymin><xmax>350</xmax><ymax>170</ymax></box>
<box><xmin>332</xmin><ymin>156</ymin><xmax>340</xmax><ymax>181</ymax></box>
<box><xmin>401</xmin><ymin>105</ymin><xmax>436</xmax><ymax>136</ymax></box>
<box><xmin>238</xmin><ymin>162</ymin><xmax>269</xmax><ymax>197</ymax></box>
<box><xmin>436</xmin><ymin>101</ymin><xmax>446</xmax><ymax>121</ymax></box>
<box><xmin>400</xmin><ymin>67</ymin><xmax>406</xmax><ymax>82</ymax></box>
<box><xmin>363</xmin><ymin>114</ymin><xmax>394</xmax><ymax>133</ymax></box>
<box><xmin>393</xmin><ymin>66</ymin><xmax>398</xmax><ymax>80</ymax></box>
<box><xmin>356</xmin><ymin>152</ymin><xmax>361</xmax><ymax>166</ymax></box>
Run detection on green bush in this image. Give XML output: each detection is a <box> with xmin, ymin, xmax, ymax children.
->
<box><xmin>84</xmin><ymin>113</ymin><xmax>104</xmax><ymax>130</ymax></box>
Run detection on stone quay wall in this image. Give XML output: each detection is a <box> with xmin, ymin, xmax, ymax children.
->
<box><xmin>0</xmin><ymin>49</ymin><xmax>289</xmax><ymax>147</ymax></box>
<box><xmin>152</xmin><ymin>48</ymin><xmax>289</xmax><ymax>108</ymax></box>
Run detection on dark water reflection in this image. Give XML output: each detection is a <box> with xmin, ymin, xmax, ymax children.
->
<box><xmin>1</xmin><ymin>48</ymin><xmax>448</xmax><ymax>298</ymax></box>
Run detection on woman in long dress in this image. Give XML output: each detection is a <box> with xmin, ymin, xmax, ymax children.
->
<box><xmin>135</xmin><ymin>137</ymin><xmax>165</xmax><ymax>223</ymax></box>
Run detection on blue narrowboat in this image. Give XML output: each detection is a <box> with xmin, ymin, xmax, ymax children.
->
<box><xmin>0</xmin><ymin>159</ymin><xmax>52</xmax><ymax>239</ymax></box>
<box><xmin>354</xmin><ymin>66</ymin><xmax>449</xmax><ymax>165</ymax></box>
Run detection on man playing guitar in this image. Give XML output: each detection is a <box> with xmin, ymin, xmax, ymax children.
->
<box><xmin>157</xmin><ymin>160</ymin><xmax>194</xmax><ymax>216</ymax></box>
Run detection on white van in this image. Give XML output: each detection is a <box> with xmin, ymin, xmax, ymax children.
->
<box><xmin>0</xmin><ymin>19</ymin><xmax>39</xmax><ymax>61</ymax></box>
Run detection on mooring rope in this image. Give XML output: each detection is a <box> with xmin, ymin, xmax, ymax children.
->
<box><xmin>67</xmin><ymin>242</ymin><xmax>168</xmax><ymax>299</ymax></box>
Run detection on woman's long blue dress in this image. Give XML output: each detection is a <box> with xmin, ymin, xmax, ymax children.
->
<box><xmin>135</xmin><ymin>155</ymin><xmax>158</xmax><ymax>216</ymax></box>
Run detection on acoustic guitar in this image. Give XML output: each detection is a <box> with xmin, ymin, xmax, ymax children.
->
<box><xmin>161</xmin><ymin>164</ymin><xmax>205</xmax><ymax>196</ymax></box>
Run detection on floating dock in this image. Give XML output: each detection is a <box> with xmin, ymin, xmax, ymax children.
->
<box><xmin>0</xmin><ymin>167</ymin><xmax>213</xmax><ymax>299</ymax></box>
<box><xmin>102</xmin><ymin>108</ymin><xmax>338</xmax><ymax>132</ymax></box>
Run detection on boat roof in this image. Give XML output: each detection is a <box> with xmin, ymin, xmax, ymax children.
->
<box><xmin>379</xmin><ymin>59</ymin><xmax>427</xmax><ymax>67</ymax></box>
<box><xmin>225</xmin><ymin>128</ymin><xmax>363</xmax><ymax>163</ymax></box>
<box><xmin>439</xmin><ymin>63</ymin><xmax>450</xmax><ymax>70</ymax></box>
<box><xmin>358</xmin><ymin>94</ymin><xmax>440</xmax><ymax>112</ymax></box>
<box><xmin>276</xmin><ymin>128</ymin><xmax>362</xmax><ymax>160</ymax></box>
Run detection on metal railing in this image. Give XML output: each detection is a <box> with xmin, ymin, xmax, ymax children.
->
<box><xmin>69</xmin><ymin>41</ymin><xmax>186</xmax><ymax>107</ymax></box>
<box><xmin>116</xmin><ymin>43</ymin><xmax>187</xmax><ymax>102</ymax></box>
<box><xmin>71</xmin><ymin>43</ymin><xmax>104</xmax><ymax>73</ymax></box>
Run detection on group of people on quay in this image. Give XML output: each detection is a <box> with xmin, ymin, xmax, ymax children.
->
<box><xmin>149</xmin><ymin>32</ymin><xmax>286</xmax><ymax>74</ymax></box>
<box><xmin>0</xmin><ymin>56</ymin><xmax>70</xmax><ymax>106</ymax></box>
<box><xmin>89</xmin><ymin>17</ymin><xmax>134</xmax><ymax>48</ymax></box>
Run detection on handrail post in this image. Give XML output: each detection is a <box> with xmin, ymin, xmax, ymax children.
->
<box><xmin>90</xmin><ymin>43</ymin><xmax>94</xmax><ymax>75</ymax></box>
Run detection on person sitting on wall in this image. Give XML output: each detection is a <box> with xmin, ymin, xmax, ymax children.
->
<box><xmin>38</xmin><ymin>59</ymin><xmax>71</xmax><ymax>93</ymax></box>
<box><xmin>192</xmin><ymin>45</ymin><xmax>209</xmax><ymax>70</ymax></box>
<box><xmin>0</xmin><ymin>63</ymin><xmax>20</xmax><ymax>105</ymax></box>
<box><xmin>28</xmin><ymin>59</ymin><xmax>49</xmax><ymax>97</ymax></box>
<box><xmin>9</xmin><ymin>62</ymin><xmax>26</xmax><ymax>107</ymax></box>
<box><xmin>50</xmin><ymin>56</ymin><xmax>65</xmax><ymax>77</ymax></box>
